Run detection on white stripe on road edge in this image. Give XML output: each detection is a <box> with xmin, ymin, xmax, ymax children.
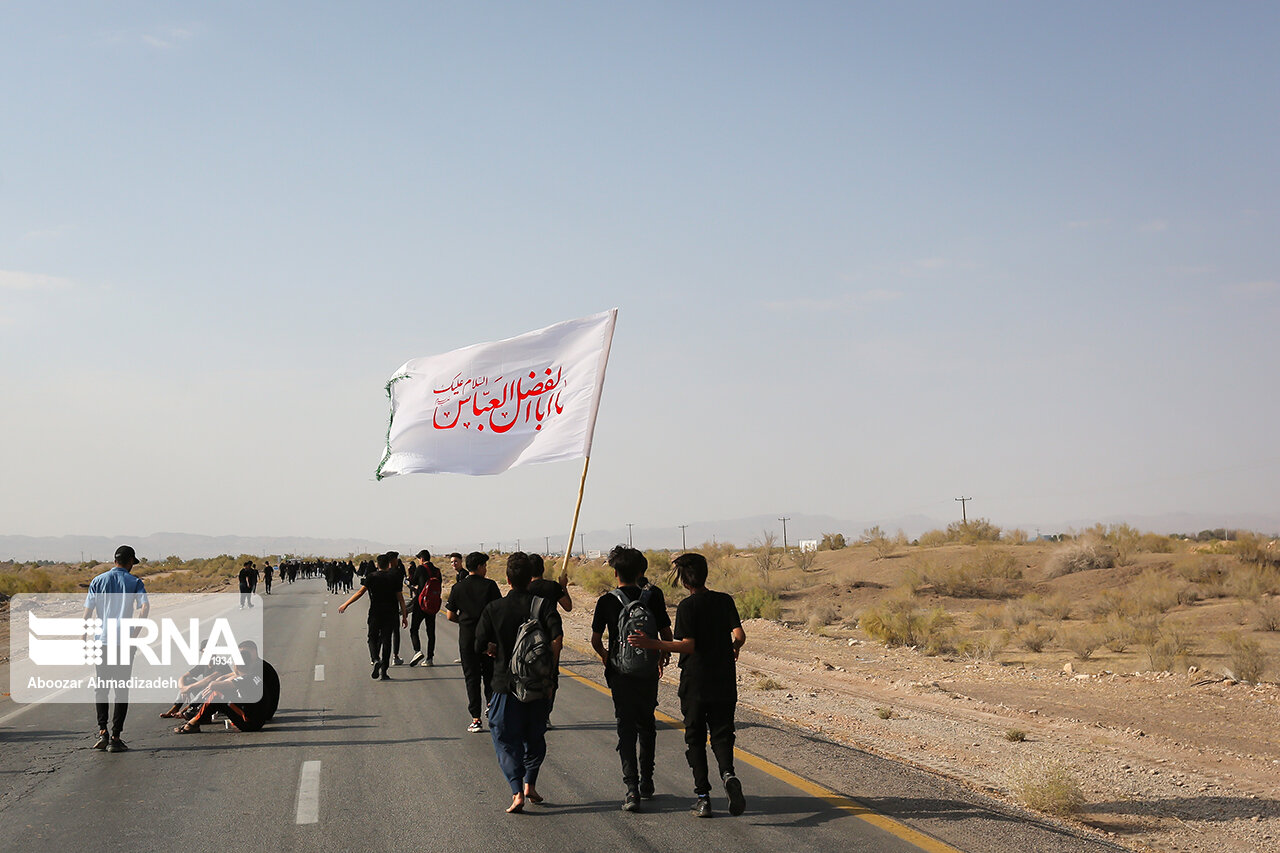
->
<box><xmin>314</xmin><ymin>665</ymin><xmax>324</xmax><ymax>681</ymax></box>
<box><xmin>295</xmin><ymin>760</ymin><xmax>321</xmax><ymax>824</ymax></box>
<box><xmin>319</xmin><ymin>630</ymin><xmax>326</xmax><ymax>638</ymax></box>
<box><xmin>321</xmin><ymin>613</ymin><xmax>326</xmax><ymax>618</ymax></box>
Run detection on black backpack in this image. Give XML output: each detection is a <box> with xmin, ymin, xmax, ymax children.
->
<box><xmin>510</xmin><ymin>596</ymin><xmax>555</xmax><ymax>702</ymax></box>
<box><xmin>610</xmin><ymin>587</ymin><xmax>659</xmax><ymax>677</ymax></box>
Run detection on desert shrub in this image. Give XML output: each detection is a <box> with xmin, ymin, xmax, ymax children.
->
<box><xmin>957</xmin><ymin>632</ymin><xmax>1007</xmax><ymax>661</ymax></box>
<box><xmin>1004</xmin><ymin>597</ymin><xmax>1037</xmax><ymax>627</ymax></box>
<box><xmin>818</xmin><ymin>532</ymin><xmax>847</xmax><ymax>551</ymax></box>
<box><xmin>1235</xmin><ymin>532</ymin><xmax>1280</xmax><ymax>567</ymax></box>
<box><xmin>1058</xmin><ymin>625</ymin><xmax>1104</xmax><ymax>660</ymax></box>
<box><xmin>1137</xmin><ymin>532</ymin><xmax>1177</xmax><ymax>554</ymax></box>
<box><xmin>860</xmin><ymin>597</ymin><xmax>954</xmax><ymax>652</ymax></box>
<box><xmin>1129</xmin><ymin>570</ymin><xmax>1185</xmax><ymax>615</ymax></box>
<box><xmin>1102</xmin><ymin>523</ymin><xmax>1142</xmax><ymax>566</ymax></box>
<box><xmin>1086</xmin><ymin>590</ymin><xmax>1131</xmax><ymax>620</ymax></box>
<box><xmin>948</xmin><ymin>518</ymin><xmax>1002</xmax><ymax>544</ymax></box>
<box><xmin>897</xmin><ymin>564</ymin><xmax>926</xmax><ymax>595</ymax></box>
<box><xmin>1220</xmin><ymin>631</ymin><xmax>1268</xmax><ymax>682</ymax></box>
<box><xmin>572</xmin><ymin>563</ymin><xmax>615</xmax><ymax>596</ymax></box>
<box><xmin>1034</xmin><ymin>592</ymin><xmax>1073</xmax><ymax>621</ymax></box>
<box><xmin>737</xmin><ymin>587</ymin><xmax>783</xmax><ymax>621</ymax></box>
<box><xmin>1130</xmin><ymin>614</ymin><xmax>1164</xmax><ymax>647</ymax></box>
<box><xmin>751</xmin><ymin>532</ymin><xmax>784</xmax><ymax>583</ymax></box>
<box><xmin>862</xmin><ymin>526</ymin><xmax>898</xmax><ymax>560</ymax></box>
<box><xmin>805</xmin><ymin>601</ymin><xmax>838</xmax><ymax>632</ymax></box>
<box><xmin>1046</xmin><ymin>537</ymin><xmax>1115</xmax><ymax>578</ymax></box>
<box><xmin>1227</xmin><ymin>565</ymin><xmax>1280</xmax><ymax>602</ymax></box>
<box><xmin>1005</xmin><ymin>729</ymin><xmax>1027</xmax><ymax>742</ymax></box>
<box><xmin>917</xmin><ymin>528</ymin><xmax>950</xmax><ymax>548</ymax></box>
<box><xmin>755</xmin><ymin>676</ymin><xmax>785</xmax><ymax>690</ymax></box>
<box><xmin>971</xmin><ymin>604</ymin><xmax>1005</xmax><ymax>630</ymax></box>
<box><xmin>1140</xmin><ymin>627</ymin><xmax>1192</xmax><ymax>672</ymax></box>
<box><xmin>875</xmin><ymin>707</ymin><xmax>895</xmax><ymax>719</ymax></box>
<box><xmin>1005</xmin><ymin>528</ymin><xmax>1030</xmax><ymax>545</ymax></box>
<box><xmin>791</xmin><ymin>548</ymin><xmax>818</xmax><ymax>573</ymax></box>
<box><xmin>925</xmin><ymin>548</ymin><xmax>1022</xmax><ymax>599</ymax></box>
<box><xmin>1018</xmin><ymin>624</ymin><xmax>1054</xmax><ymax>653</ymax></box>
<box><xmin>1255</xmin><ymin>598</ymin><xmax>1280</xmax><ymax>631</ymax></box>
<box><xmin>1009</xmin><ymin>759</ymin><xmax>1085</xmax><ymax>815</ymax></box>
<box><xmin>1102</xmin><ymin>615</ymin><xmax>1134</xmax><ymax>653</ymax></box>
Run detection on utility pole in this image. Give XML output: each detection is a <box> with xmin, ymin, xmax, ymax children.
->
<box><xmin>778</xmin><ymin>517</ymin><xmax>791</xmax><ymax>550</ymax></box>
<box><xmin>578</xmin><ymin>533</ymin><xmax>585</xmax><ymax>557</ymax></box>
<box><xmin>544</xmin><ymin>536</ymin><xmax>550</xmax><ymax>556</ymax></box>
<box><xmin>955</xmin><ymin>497</ymin><xmax>972</xmax><ymax>525</ymax></box>
<box><xmin>678</xmin><ymin>524</ymin><xmax>688</xmax><ymax>550</ymax></box>
<box><xmin>626</xmin><ymin>523</ymin><xmax>634</xmax><ymax>548</ymax></box>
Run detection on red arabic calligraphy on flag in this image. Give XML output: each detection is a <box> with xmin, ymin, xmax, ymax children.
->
<box><xmin>430</xmin><ymin>365</ymin><xmax>564</xmax><ymax>434</ymax></box>
<box><xmin>376</xmin><ymin>309</ymin><xmax>616</xmax><ymax>478</ymax></box>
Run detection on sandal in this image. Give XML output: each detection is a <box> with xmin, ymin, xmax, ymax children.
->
<box><xmin>173</xmin><ymin>722</ymin><xmax>201</xmax><ymax>734</ymax></box>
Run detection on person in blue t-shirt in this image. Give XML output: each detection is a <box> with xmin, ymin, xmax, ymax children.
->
<box><xmin>83</xmin><ymin>545</ymin><xmax>150</xmax><ymax>753</ymax></box>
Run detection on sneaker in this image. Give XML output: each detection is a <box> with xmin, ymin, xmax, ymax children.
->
<box><xmin>692</xmin><ymin>796</ymin><xmax>713</xmax><ymax>818</ymax></box>
<box><xmin>425</xmin><ymin>657</ymin><xmax>434</xmax><ymax>667</ymax></box>
<box><xmin>723</xmin><ymin>774</ymin><xmax>746</xmax><ymax>816</ymax></box>
<box><xmin>371</xmin><ymin>662</ymin><xmax>381</xmax><ymax>680</ymax></box>
<box><xmin>106</xmin><ymin>736</ymin><xmax>129</xmax><ymax>753</ymax></box>
<box><xmin>408</xmin><ymin>652</ymin><xmax>424</xmax><ymax>667</ymax></box>
<box><xmin>393</xmin><ymin>656</ymin><xmax>404</xmax><ymax>666</ymax></box>
<box><xmin>622</xmin><ymin>788</ymin><xmax>640</xmax><ymax>812</ymax></box>
<box><xmin>639</xmin><ymin>779</ymin><xmax>654</xmax><ymax>800</ymax></box>
<box><xmin>467</xmin><ymin>720</ymin><xmax>483</xmax><ymax>733</ymax></box>
<box><xmin>93</xmin><ymin>731</ymin><xmax>109</xmax><ymax>750</ymax></box>
<box><xmin>380</xmin><ymin>672</ymin><xmax>391</xmax><ymax>681</ymax></box>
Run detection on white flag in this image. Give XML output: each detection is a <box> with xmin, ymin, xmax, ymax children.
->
<box><xmin>376</xmin><ymin>309</ymin><xmax>617</xmax><ymax>478</ymax></box>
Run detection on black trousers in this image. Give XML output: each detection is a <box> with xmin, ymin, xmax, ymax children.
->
<box><xmin>409</xmin><ymin>609</ymin><xmax>436</xmax><ymax>659</ymax></box>
<box><xmin>94</xmin><ymin>663</ymin><xmax>132</xmax><ymax>735</ymax></box>
<box><xmin>459</xmin><ymin>638</ymin><xmax>493</xmax><ymax>719</ymax></box>
<box><xmin>608</xmin><ymin>672</ymin><xmax>659</xmax><ymax>788</ymax></box>
<box><xmin>367</xmin><ymin>616</ymin><xmax>396</xmax><ymax>672</ymax></box>
<box><xmin>680</xmin><ymin>692</ymin><xmax>737</xmax><ymax>795</ymax></box>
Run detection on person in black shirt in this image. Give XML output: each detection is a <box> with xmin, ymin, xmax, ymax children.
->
<box><xmin>591</xmin><ymin>545</ymin><xmax>673</xmax><ymax>812</ymax></box>
<box><xmin>527</xmin><ymin>554</ymin><xmax>572</xmax><ymax>727</ymax></box>
<box><xmin>408</xmin><ymin>549</ymin><xmax>443</xmax><ymax>666</ymax></box>
<box><xmin>238</xmin><ymin>561</ymin><xmax>255</xmax><ymax>609</ymax></box>
<box><xmin>387</xmin><ymin>551</ymin><xmax>406</xmax><ymax>665</ymax></box>
<box><xmin>448</xmin><ymin>552</ymin><xmax>466</xmax><ymax>584</ymax></box>
<box><xmin>629</xmin><ymin>551</ymin><xmax>746</xmax><ymax>818</ymax></box>
<box><xmin>446</xmin><ymin>551</ymin><xmax>501</xmax><ymax>731</ymax></box>
<box><xmin>338</xmin><ymin>552</ymin><xmax>408</xmax><ymax>680</ymax></box>
<box><xmin>475</xmin><ymin>552</ymin><xmax>563</xmax><ymax>813</ymax></box>
<box><xmin>262</xmin><ymin>562</ymin><xmax>273</xmax><ymax>594</ymax></box>
<box><xmin>173</xmin><ymin>641</ymin><xmax>279</xmax><ymax>734</ymax></box>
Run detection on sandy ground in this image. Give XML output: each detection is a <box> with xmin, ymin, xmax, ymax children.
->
<box><xmin>558</xmin><ymin>602</ymin><xmax>1280</xmax><ymax>853</ymax></box>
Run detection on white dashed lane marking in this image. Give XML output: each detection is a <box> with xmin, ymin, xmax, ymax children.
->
<box><xmin>314</xmin><ymin>665</ymin><xmax>324</xmax><ymax>681</ymax></box>
<box><xmin>295</xmin><ymin>760</ymin><xmax>321</xmax><ymax>824</ymax></box>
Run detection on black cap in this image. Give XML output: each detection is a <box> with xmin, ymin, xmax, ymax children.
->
<box><xmin>114</xmin><ymin>545</ymin><xmax>138</xmax><ymax>565</ymax></box>
<box><xmin>415</xmin><ymin>549</ymin><xmax>431</xmax><ymax>561</ymax></box>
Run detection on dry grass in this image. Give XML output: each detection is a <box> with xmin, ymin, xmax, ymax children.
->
<box><xmin>1046</xmin><ymin>537</ymin><xmax>1115</xmax><ymax>578</ymax></box>
<box><xmin>1009</xmin><ymin>759</ymin><xmax>1085</xmax><ymax>815</ymax></box>
<box><xmin>1058</xmin><ymin>625</ymin><xmax>1105</xmax><ymax>660</ymax></box>
<box><xmin>1221</xmin><ymin>631</ymin><xmax>1268</xmax><ymax>682</ymax></box>
<box><xmin>859</xmin><ymin>596</ymin><xmax>955</xmax><ymax>655</ymax></box>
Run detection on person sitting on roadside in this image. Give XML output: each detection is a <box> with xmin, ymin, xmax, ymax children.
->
<box><xmin>173</xmin><ymin>641</ymin><xmax>278</xmax><ymax>734</ymax></box>
<box><xmin>160</xmin><ymin>643</ymin><xmax>231</xmax><ymax>719</ymax></box>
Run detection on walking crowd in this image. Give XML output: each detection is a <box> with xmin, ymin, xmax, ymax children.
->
<box><xmin>339</xmin><ymin>544</ymin><xmax>748</xmax><ymax>818</ymax></box>
<box><xmin>83</xmin><ymin>542</ymin><xmax>748</xmax><ymax>819</ymax></box>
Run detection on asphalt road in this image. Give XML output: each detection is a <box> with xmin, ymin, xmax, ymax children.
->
<box><xmin>0</xmin><ymin>580</ymin><xmax>1124</xmax><ymax>853</ymax></box>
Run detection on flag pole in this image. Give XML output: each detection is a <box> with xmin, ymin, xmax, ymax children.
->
<box><xmin>559</xmin><ymin>456</ymin><xmax>591</xmax><ymax>583</ymax></box>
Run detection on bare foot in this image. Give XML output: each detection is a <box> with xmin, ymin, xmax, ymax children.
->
<box><xmin>524</xmin><ymin>785</ymin><xmax>543</xmax><ymax>804</ymax></box>
<box><xmin>507</xmin><ymin>793</ymin><xmax>525</xmax><ymax>814</ymax></box>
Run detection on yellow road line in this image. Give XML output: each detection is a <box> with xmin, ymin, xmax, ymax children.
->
<box><xmin>559</xmin><ymin>664</ymin><xmax>961</xmax><ymax>853</ymax></box>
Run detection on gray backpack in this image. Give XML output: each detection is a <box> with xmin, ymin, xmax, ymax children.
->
<box><xmin>510</xmin><ymin>596</ymin><xmax>555</xmax><ymax>702</ymax></box>
<box><xmin>610</xmin><ymin>587</ymin><xmax>659</xmax><ymax>677</ymax></box>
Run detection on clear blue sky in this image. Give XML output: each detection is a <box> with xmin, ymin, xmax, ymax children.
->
<box><xmin>2</xmin><ymin>2</ymin><xmax>1277</xmax><ymax>547</ymax></box>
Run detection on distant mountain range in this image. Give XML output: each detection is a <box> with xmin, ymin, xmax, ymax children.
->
<box><xmin>5</xmin><ymin>511</ymin><xmax>1277</xmax><ymax>562</ymax></box>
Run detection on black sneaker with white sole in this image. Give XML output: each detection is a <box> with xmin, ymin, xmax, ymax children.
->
<box><xmin>409</xmin><ymin>652</ymin><xmax>425</xmax><ymax>667</ymax></box>
<box><xmin>691</xmin><ymin>797</ymin><xmax>713</xmax><ymax>818</ymax></box>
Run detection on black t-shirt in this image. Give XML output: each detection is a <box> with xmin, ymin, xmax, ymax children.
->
<box><xmin>446</xmin><ymin>574</ymin><xmax>501</xmax><ymax>640</ymax></box>
<box><xmin>475</xmin><ymin>591</ymin><xmax>563</xmax><ymax>696</ymax></box>
<box><xmin>238</xmin><ymin>568</ymin><xmax>254</xmax><ymax>593</ymax></box>
<box><xmin>673</xmin><ymin>589</ymin><xmax>742</xmax><ymax>701</ymax></box>
<box><xmin>528</xmin><ymin>578</ymin><xmax>566</xmax><ymax>606</ymax></box>
<box><xmin>361</xmin><ymin>571</ymin><xmax>402</xmax><ymax>622</ymax></box>
<box><xmin>591</xmin><ymin>585</ymin><xmax>671</xmax><ymax>676</ymax></box>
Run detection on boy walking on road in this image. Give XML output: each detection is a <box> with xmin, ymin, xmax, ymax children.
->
<box><xmin>591</xmin><ymin>545</ymin><xmax>673</xmax><ymax>812</ymax></box>
<box><xmin>629</xmin><ymin>551</ymin><xmax>747</xmax><ymax>818</ymax></box>
<box><xmin>338</xmin><ymin>552</ymin><xmax>408</xmax><ymax>680</ymax></box>
<box><xmin>475</xmin><ymin>552</ymin><xmax>563</xmax><ymax>813</ymax></box>
<box><xmin>446</xmin><ymin>551</ymin><xmax>501</xmax><ymax>732</ymax></box>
